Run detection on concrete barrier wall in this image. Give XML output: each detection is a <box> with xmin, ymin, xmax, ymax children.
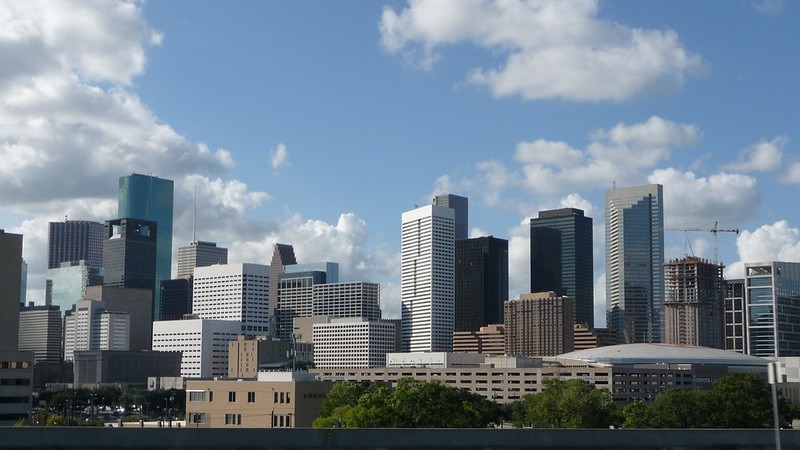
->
<box><xmin>2</xmin><ymin>427</ymin><xmax>799</xmax><ymax>450</ymax></box>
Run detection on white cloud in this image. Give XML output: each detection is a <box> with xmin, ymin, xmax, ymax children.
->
<box><xmin>737</xmin><ymin>221</ymin><xmax>800</xmax><ymax>264</ymax></box>
<box><xmin>783</xmin><ymin>162</ymin><xmax>800</xmax><ymax>184</ymax></box>
<box><xmin>270</xmin><ymin>143</ymin><xmax>289</xmax><ymax>169</ymax></box>
<box><xmin>380</xmin><ymin>0</ymin><xmax>705</xmax><ymax>102</ymax></box>
<box><xmin>507</xmin><ymin>218</ymin><xmax>532</xmax><ymax>300</ymax></box>
<box><xmin>722</xmin><ymin>136</ymin><xmax>786</xmax><ymax>173</ymax></box>
<box><xmin>648</xmin><ymin>168</ymin><xmax>760</xmax><ymax>228</ymax></box>
<box><xmin>752</xmin><ymin>0</ymin><xmax>784</xmax><ymax>14</ymax></box>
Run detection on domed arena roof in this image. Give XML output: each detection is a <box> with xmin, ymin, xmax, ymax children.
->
<box><xmin>555</xmin><ymin>343</ymin><xmax>768</xmax><ymax>367</ymax></box>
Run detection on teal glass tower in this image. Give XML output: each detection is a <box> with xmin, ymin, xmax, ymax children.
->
<box><xmin>118</xmin><ymin>174</ymin><xmax>174</xmax><ymax>320</ymax></box>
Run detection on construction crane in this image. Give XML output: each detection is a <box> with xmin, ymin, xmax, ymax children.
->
<box><xmin>683</xmin><ymin>221</ymin><xmax>739</xmax><ymax>264</ymax></box>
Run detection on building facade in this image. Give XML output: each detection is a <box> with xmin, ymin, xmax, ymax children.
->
<box><xmin>454</xmin><ymin>236</ymin><xmax>508</xmax><ymax>333</ymax></box>
<box><xmin>152</xmin><ymin>318</ymin><xmax>242</xmax><ymax>378</ymax></box>
<box><xmin>118</xmin><ymin>174</ymin><xmax>174</xmax><ymax>321</ymax></box>
<box><xmin>530</xmin><ymin>208</ymin><xmax>593</xmax><ymax>327</ymax></box>
<box><xmin>47</xmin><ymin>220</ymin><xmax>104</xmax><ymax>269</ymax></box>
<box><xmin>18</xmin><ymin>304</ymin><xmax>62</xmax><ymax>364</ymax></box>
<box><xmin>0</xmin><ymin>230</ymin><xmax>23</xmax><ymax>350</ymax></box>
<box><xmin>432</xmin><ymin>193</ymin><xmax>468</xmax><ymax>241</ymax></box>
<box><xmin>63</xmin><ymin>299</ymin><xmax>130</xmax><ymax>361</ymax></box>
<box><xmin>504</xmin><ymin>292</ymin><xmax>575</xmax><ymax>357</ymax></box>
<box><xmin>605</xmin><ymin>184</ymin><xmax>665</xmax><ymax>344</ymax></box>
<box><xmin>573</xmin><ymin>323</ymin><xmax>617</xmax><ymax>351</ymax></box>
<box><xmin>185</xmin><ymin>372</ymin><xmax>333</xmax><ymax>428</ymax></box>
<box><xmin>312</xmin><ymin>281</ymin><xmax>381</xmax><ymax>321</ymax></box>
<box><xmin>276</xmin><ymin>271</ymin><xmax>326</xmax><ymax>341</ymax></box>
<box><xmin>269</xmin><ymin>243</ymin><xmax>297</xmax><ymax>324</ymax></box>
<box><xmin>45</xmin><ymin>260</ymin><xmax>103</xmax><ymax>314</ymax></box>
<box><xmin>452</xmin><ymin>324</ymin><xmax>505</xmax><ymax>355</ymax></box>
<box><xmin>84</xmin><ymin>285</ymin><xmax>153</xmax><ymax>352</ymax></box>
<box><xmin>664</xmin><ymin>256</ymin><xmax>724</xmax><ymax>348</ymax></box>
<box><xmin>744</xmin><ymin>262</ymin><xmax>800</xmax><ymax>357</ymax></box>
<box><xmin>401</xmin><ymin>205</ymin><xmax>455</xmax><ymax>352</ymax></box>
<box><xmin>72</xmin><ymin>350</ymin><xmax>180</xmax><ymax>387</ymax></box>
<box><xmin>724</xmin><ymin>278</ymin><xmax>746</xmax><ymax>353</ymax></box>
<box><xmin>193</xmin><ymin>263</ymin><xmax>270</xmax><ymax>337</ymax></box>
<box><xmin>312</xmin><ymin>318</ymin><xmax>397</xmax><ymax>369</ymax></box>
<box><xmin>102</xmin><ymin>218</ymin><xmax>158</xmax><ymax>319</ymax></box>
<box><xmin>177</xmin><ymin>240</ymin><xmax>228</xmax><ymax>279</ymax></box>
<box><xmin>159</xmin><ymin>278</ymin><xmax>193</xmax><ymax>321</ymax></box>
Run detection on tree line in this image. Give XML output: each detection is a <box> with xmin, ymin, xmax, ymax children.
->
<box><xmin>314</xmin><ymin>373</ymin><xmax>796</xmax><ymax>429</ymax></box>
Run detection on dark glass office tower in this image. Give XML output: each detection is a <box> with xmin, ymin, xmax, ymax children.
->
<box><xmin>47</xmin><ymin>220</ymin><xmax>104</xmax><ymax>269</ymax></box>
<box><xmin>454</xmin><ymin>236</ymin><xmax>509</xmax><ymax>332</ymax></box>
<box><xmin>0</xmin><ymin>229</ymin><xmax>23</xmax><ymax>351</ymax></box>
<box><xmin>269</xmin><ymin>243</ymin><xmax>297</xmax><ymax>321</ymax></box>
<box><xmin>102</xmin><ymin>218</ymin><xmax>157</xmax><ymax>304</ymax></box>
<box><xmin>118</xmin><ymin>174</ymin><xmax>173</xmax><ymax>320</ymax></box>
<box><xmin>530</xmin><ymin>208</ymin><xmax>594</xmax><ymax>327</ymax></box>
<box><xmin>159</xmin><ymin>278</ymin><xmax>192</xmax><ymax>321</ymax></box>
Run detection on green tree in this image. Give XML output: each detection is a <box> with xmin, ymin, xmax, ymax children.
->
<box><xmin>644</xmin><ymin>389</ymin><xmax>716</xmax><ymax>428</ymax></box>
<box><xmin>712</xmin><ymin>372</ymin><xmax>790</xmax><ymax>428</ymax></box>
<box><xmin>514</xmin><ymin>379</ymin><xmax>618</xmax><ymax>428</ymax></box>
<box><xmin>318</xmin><ymin>381</ymin><xmax>368</xmax><ymax>419</ymax></box>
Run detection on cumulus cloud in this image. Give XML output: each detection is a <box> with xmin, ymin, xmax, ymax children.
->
<box><xmin>783</xmin><ymin>162</ymin><xmax>800</xmax><ymax>184</ymax></box>
<box><xmin>270</xmin><ymin>143</ymin><xmax>289</xmax><ymax>169</ymax></box>
<box><xmin>380</xmin><ymin>0</ymin><xmax>705</xmax><ymax>101</ymax></box>
<box><xmin>727</xmin><ymin>221</ymin><xmax>800</xmax><ymax>278</ymax></box>
<box><xmin>648</xmin><ymin>168</ymin><xmax>760</xmax><ymax>228</ymax></box>
<box><xmin>752</xmin><ymin>0</ymin><xmax>784</xmax><ymax>14</ymax></box>
<box><xmin>473</xmin><ymin>116</ymin><xmax>699</xmax><ymax>206</ymax></box>
<box><xmin>722</xmin><ymin>136</ymin><xmax>786</xmax><ymax>173</ymax></box>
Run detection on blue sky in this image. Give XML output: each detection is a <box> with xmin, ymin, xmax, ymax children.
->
<box><xmin>2</xmin><ymin>0</ymin><xmax>799</xmax><ymax>325</ymax></box>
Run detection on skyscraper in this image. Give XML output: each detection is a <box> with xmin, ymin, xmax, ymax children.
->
<box><xmin>46</xmin><ymin>260</ymin><xmax>103</xmax><ymax>312</ymax></box>
<box><xmin>192</xmin><ymin>263</ymin><xmax>270</xmax><ymax>337</ymax></box>
<box><xmin>454</xmin><ymin>236</ymin><xmax>508</xmax><ymax>332</ymax></box>
<box><xmin>18</xmin><ymin>304</ymin><xmax>62</xmax><ymax>364</ymax></box>
<box><xmin>432</xmin><ymin>194</ymin><xmax>468</xmax><ymax>241</ymax></box>
<box><xmin>47</xmin><ymin>220</ymin><xmax>104</xmax><ymax>269</ymax></box>
<box><xmin>664</xmin><ymin>256</ymin><xmax>724</xmax><ymax>348</ymax></box>
<box><xmin>269</xmin><ymin>243</ymin><xmax>297</xmax><ymax>325</ymax></box>
<box><xmin>605</xmin><ymin>184</ymin><xmax>664</xmax><ymax>344</ymax></box>
<box><xmin>0</xmin><ymin>230</ymin><xmax>23</xmax><ymax>351</ymax></box>
<box><xmin>276</xmin><ymin>270</ymin><xmax>326</xmax><ymax>341</ymax></box>
<box><xmin>744</xmin><ymin>261</ymin><xmax>800</xmax><ymax>357</ymax></box>
<box><xmin>177</xmin><ymin>240</ymin><xmax>228</xmax><ymax>279</ymax></box>
<box><xmin>504</xmin><ymin>291</ymin><xmax>575</xmax><ymax>357</ymax></box>
<box><xmin>118</xmin><ymin>174</ymin><xmax>174</xmax><ymax>320</ymax></box>
<box><xmin>103</xmin><ymin>218</ymin><xmax>158</xmax><ymax>293</ymax></box>
<box><xmin>530</xmin><ymin>208</ymin><xmax>593</xmax><ymax>327</ymax></box>
<box><xmin>401</xmin><ymin>204</ymin><xmax>455</xmax><ymax>352</ymax></box>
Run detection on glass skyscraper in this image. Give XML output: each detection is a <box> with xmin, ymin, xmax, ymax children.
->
<box><xmin>454</xmin><ymin>236</ymin><xmax>508</xmax><ymax>332</ymax></box>
<box><xmin>744</xmin><ymin>261</ymin><xmax>800</xmax><ymax>357</ymax></box>
<box><xmin>605</xmin><ymin>184</ymin><xmax>664</xmax><ymax>344</ymax></box>
<box><xmin>118</xmin><ymin>174</ymin><xmax>174</xmax><ymax>320</ymax></box>
<box><xmin>530</xmin><ymin>208</ymin><xmax>593</xmax><ymax>327</ymax></box>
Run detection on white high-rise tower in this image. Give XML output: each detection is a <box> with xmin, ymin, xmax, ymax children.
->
<box><xmin>401</xmin><ymin>204</ymin><xmax>455</xmax><ymax>352</ymax></box>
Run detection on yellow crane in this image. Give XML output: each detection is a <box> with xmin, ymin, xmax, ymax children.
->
<box><xmin>683</xmin><ymin>221</ymin><xmax>739</xmax><ymax>264</ymax></box>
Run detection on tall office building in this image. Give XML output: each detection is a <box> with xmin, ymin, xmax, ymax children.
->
<box><xmin>269</xmin><ymin>244</ymin><xmax>297</xmax><ymax>322</ymax></box>
<box><xmin>47</xmin><ymin>220</ymin><xmax>104</xmax><ymax>269</ymax></box>
<box><xmin>530</xmin><ymin>208</ymin><xmax>593</xmax><ymax>327</ymax></box>
<box><xmin>432</xmin><ymin>194</ymin><xmax>468</xmax><ymax>241</ymax></box>
<box><xmin>63</xmin><ymin>299</ymin><xmax>130</xmax><ymax>361</ymax></box>
<box><xmin>193</xmin><ymin>263</ymin><xmax>270</xmax><ymax>336</ymax></box>
<box><xmin>724</xmin><ymin>279</ymin><xmax>746</xmax><ymax>353</ymax></box>
<box><xmin>454</xmin><ymin>236</ymin><xmax>508</xmax><ymax>332</ymax></box>
<box><xmin>159</xmin><ymin>278</ymin><xmax>192</xmax><ymax>321</ymax></box>
<box><xmin>152</xmin><ymin>318</ymin><xmax>241</xmax><ymax>378</ymax></box>
<box><xmin>664</xmin><ymin>256</ymin><xmax>724</xmax><ymax>348</ymax></box>
<box><xmin>276</xmin><ymin>271</ymin><xmax>326</xmax><ymax>341</ymax></box>
<box><xmin>312</xmin><ymin>318</ymin><xmax>398</xmax><ymax>369</ymax></box>
<box><xmin>312</xmin><ymin>281</ymin><xmax>381</xmax><ymax>321</ymax></box>
<box><xmin>118</xmin><ymin>174</ymin><xmax>174</xmax><ymax>320</ymax></box>
<box><xmin>103</xmin><ymin>218</ymin><xmax>157</xmax><ymax>295</ymax></box>
<box><xmin>401</xmin><ymin>204</ymin><xmax>455</xmax><ymax>352</ymax></box>
<box><xmin>18</xmin><ymin>304</ymin><xmax>62</xmax><ymax>364</ymax></box>
<box><xmin>504</xmin><ymin>291</ymin><xmax>574</xmax><ymax>357</ymax></box>
<box><xmin>744</xmin><ymin>261</ymin><xmax>800</xmax><ymax>357</ymax></box>
<box><xmin>177</xmin><ymin>240</ymin><xmax>228</xmax><ymax>279</ymax></box>
<box><xmin>605</xmin><ymin>184</ymin><xmax>664</xmax><ymax>344</ymax></box>
<box><xmin>46</xmin><ymin>260</ymin><xmax>103</xmax><ymax>312</ymax></box>
<box><xmin>0</xmin><ymin>230</ymin><xmax>23</xmax><ymax>351</ymax></box>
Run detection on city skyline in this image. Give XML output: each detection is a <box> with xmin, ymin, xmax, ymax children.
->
<box><xmin>1</xmin><ymin>2</ymin><xmax>800</xmax><ymax>327</ymax></box>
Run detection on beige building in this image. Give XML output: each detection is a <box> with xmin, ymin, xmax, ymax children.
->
<box><xmin>452</xmin><ymin>324</ymin><xmax>505</xmax><ymax>355</ymax></box>
<box><xmin>185</xmin><ymin>371</ymin><xmax>332</xmax><ymax>428</ymax></box>
<box><xmin>228</xmin><ymin>335</ymin><xmax>313</xmax><ymax>378</ymax></box>
<box><xmin>313</xmin><ymin>345</ymin><xmax>767</xmax><ymax>405</ymax></box>
<box><xmin>573</xmin><ymin>323</ymin><xmax>617</xmax><ymax>350</ymax></box>
<box><xmin>504</xmin><ymin>292</ymin><xmax>574</xmax><ymax>357</ymax></box>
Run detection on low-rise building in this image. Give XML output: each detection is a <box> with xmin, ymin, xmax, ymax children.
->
<box><xmin>185</xmin><ymin>371</ymin><xmax>333</xmax><ymax>428</ymax></box>
<box><xmin>312</xmin><ymin>318</ymin><xmax>397</xmax><ymax>369</ymax></box>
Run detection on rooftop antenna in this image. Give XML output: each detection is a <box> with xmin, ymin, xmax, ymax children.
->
<box><xmin>192</xmin><ymin>185</ymin><xmax>197</xmax><ymax>243</ymax></box>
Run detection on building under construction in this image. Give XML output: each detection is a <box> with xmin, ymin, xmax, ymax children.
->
<box><xmin>664</xmin><ymin>256</ymin><xmax>725</xmax><ymax>348</ymax></box>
